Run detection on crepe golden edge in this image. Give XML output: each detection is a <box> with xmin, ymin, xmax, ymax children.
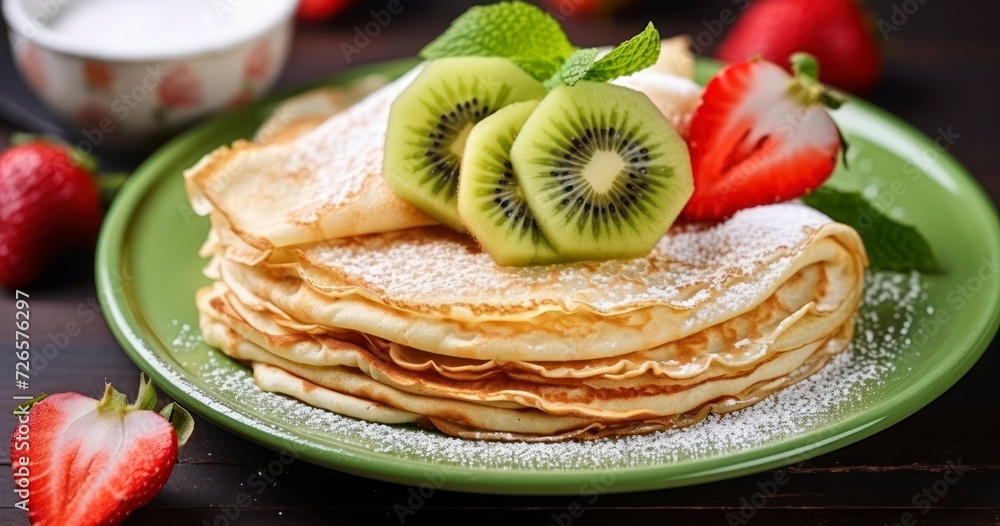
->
<box><xmin>193</xmin><ymin>214</ymin><xmax>866</xmax><ymax>440</ymax></box>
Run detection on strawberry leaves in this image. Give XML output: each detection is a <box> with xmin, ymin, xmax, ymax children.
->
<box><xmin>134</xmin><ymin>373</ymin><xmax>159</xmax><ymax>411</ymax></box>
<box><xmin>160</xmin><ymin>403</ymin><xmax>195</xmax><ymax>447</ymax></box>
<box><xmin>11</xmin><ymin>393</ymin><xmax>48</xmax><ymax>413</ymax></box>
<box><xmin>123</xmin><ymin>374</ymin><xmax>195</xmax><ymax>446</ymax></box>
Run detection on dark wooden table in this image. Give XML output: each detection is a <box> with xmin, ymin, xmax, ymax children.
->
<box><xmin>1</xmin><ymin>1</ymin><xmax>998</xmax><ymax>524</ymax></box>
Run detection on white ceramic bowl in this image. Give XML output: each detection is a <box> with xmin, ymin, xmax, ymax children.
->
<box><xmin>3</xmin><ymin>0</ymin><xmax>297</xmax><ymax>144</ymax></box>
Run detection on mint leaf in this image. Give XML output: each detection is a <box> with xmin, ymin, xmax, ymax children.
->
<box><xmin>421</xmin><ymin>4</ymin><xmax>661</xmax><ymax>88</ymax></box>
<box><xmin>802</xmin><ymin>187</ymin><xmax>939</xmax><ymax>272</ymax></box>
<box><xmin>583</xmin><ymin>22</ymin><xmax>661</xmax><ymax>83</ymax></box>
<box><xmin>545</xmin><ymin>48</ymin><xmax>599</xmax><ymax>89</ymax></box>
<box><xmin>545</xmin><ymin>23</ymin><xmax>662</xmax><ymax>88</ymax></box>
<box><xmin>420</xmin><ymin>1</ymin><xmax>575</xmax><ymax>82</ymax></box>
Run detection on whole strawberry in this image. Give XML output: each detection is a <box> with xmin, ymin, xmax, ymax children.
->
<box><xmin>10</xmin><ymin>375</ymin><xmax>193</xmax><ymax>526</ymax></box>
<box><xmin>716</xmin><ymin>0</ymin><xmax>882</xmax><ymax>95</ymax></box>
<box><xmin>296</xmin><ymin>0</ymin><xmax>355</xmax><ymax>23</ymax></box>
<box><xmin>539</xmin><ymin>0</ymin><xmax>641</xmax><ymax>18</ymax></box>
<box><xmin>0</xmin><ymin>138</ymin><xmax>102</xmax><ymax>289</ymax></box>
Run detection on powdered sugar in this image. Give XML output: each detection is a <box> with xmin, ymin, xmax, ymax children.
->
<box><xmin>299</xmin><ymin>203</ymin><xmax>831</xmax><ymax>314</ymax></box>
<box><xmin>282</xmin><ymin>67</ymin><xmax>421</xmax><ymax>216</ymax></box>
<box><xmin>184</xmin><ymin>270</ymin><xmax>926</xmax><ymax>470</ymax></box>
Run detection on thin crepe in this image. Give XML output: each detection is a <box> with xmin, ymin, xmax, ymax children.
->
<box><xmin>193</xmin><ymin>202</ymin><xmax>865</xmax><ymax>440</ymax></box>
<box><xmin>200</xmin><ymin>301</ymin><xmax>852</xmax><ymax>440</ymax></box>
<box><xmin>198</xmin><ymin>279</ymin><xmax>853</xmax><ymax>419</ymax></box>
<box><xmin>209</xmin><ymin>204</ymin><xmax>865</xmax><ymax>361</ymax></box>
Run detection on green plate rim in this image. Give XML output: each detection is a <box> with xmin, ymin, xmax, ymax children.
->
<box><xmin>96</xmin><ymin>58</ymin><xmax>1000</xmax><ymax>495</ymax></box>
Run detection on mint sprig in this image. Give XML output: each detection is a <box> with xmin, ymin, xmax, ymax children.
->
<box><xmin>422</xmin><ymin>2</ymin><xmax>661</xmax><ymax>88</ymax></box>
<box><xmin>583</xmin><ymin>22</ymin><xmax>661</xmax><ymax>83</ymax></box>
<box><xmin>420</xmin><ymin>1</ymin><xmax>575</xmax><ymax>83</ymax></box>
<box><xmin>545</xmin><ymin>23</ymin><xmax>661</xmax><ymax>88</ymax></box>
<box><xmin>544</xmin><ymin>48</ymin><xmax>599</xmax><ymax>89</ymax></box>
<box><xmin>802</xmin><ymin>187</ymin><xmax>939</xmax><ymax>272</ymax></box>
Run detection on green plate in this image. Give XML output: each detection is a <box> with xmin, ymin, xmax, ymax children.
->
<box><xmin>97</xmin><ymin>59</ymin><xmax>1000</xmax><ymax>495</ymax></box>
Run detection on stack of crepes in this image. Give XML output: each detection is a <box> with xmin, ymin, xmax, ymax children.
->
<box><xmin>185</xmin><ymin>48</ymin><xmax>868</xmax><ymax>442</ymax></box>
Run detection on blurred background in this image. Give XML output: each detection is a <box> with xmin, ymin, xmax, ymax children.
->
<box><xmin>0</xmin><ymin>0</ymin><xmax>997</xmax><ymax>198</ymax></box>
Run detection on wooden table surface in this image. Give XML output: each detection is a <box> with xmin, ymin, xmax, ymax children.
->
<box><xmin>1</xmin><ymin>1</ymin><xmax>998</xmax><ymax>524</ymax></box>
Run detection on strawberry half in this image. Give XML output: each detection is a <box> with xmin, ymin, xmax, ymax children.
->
<box><xmin>681</xmin><ymin>54</ymin><xmax>846</xmax><ymax>221</ymax></box>
<box><xmin>10</xmin><ymin>376</ymin><xmax>193</xmax><ymax>526</ymax></box>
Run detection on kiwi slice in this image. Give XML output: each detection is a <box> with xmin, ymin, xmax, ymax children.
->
<box><xmin>383</xmin><ymin>58</ymin><xmax>547</xmax><ymax>232</ymax></box>
<box><xmin>458</xmin><ymin>100</ymin><xmax>562</xmax><ymax>266</ymax></box>
<box><xmin>510</xmin><ymin>81</ymin><xmax>693</xmax><ymax>261</ymax></box>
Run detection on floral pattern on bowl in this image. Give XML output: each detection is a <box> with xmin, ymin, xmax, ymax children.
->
<box><xmin>83</xmin><ymin>60</ymin><xmax>115</xmax><ymax>92</ymax></box>
<box><xmin>15</xmin><ymin>40</ymin><xmax>46</xmax><ymax>91</ymax></box>
<box><xmin>228</xmin><ymin>39</ymin><xmax>276</xmax><ymax>109</ymax></box>
<box><xmin>154</xmin><ymin>65</ymin><xmax>204</xmax><ymax>123</ymax></box>
<box><xmin>4</xmin><ymin>0</ymin><xmax>296</xmax><ymax>145</ymax></box>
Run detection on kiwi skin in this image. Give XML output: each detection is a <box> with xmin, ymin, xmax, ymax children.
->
<box><xmin>510</xmin><ymin>81</ymin><xmax>693</xmax><ymax>261</ymax></box>
<box><xmin>458</xmin><ymin>100</ymin><xmax>563</xmax><ymax>267</ymax></box>
<box><xmin>383</xmin><ymin>58</ymin><xmax>548</xmax><ymax>232</ymax></box>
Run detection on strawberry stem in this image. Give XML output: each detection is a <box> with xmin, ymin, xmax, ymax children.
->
<box><xmin>788</xmin><ymin>52</ymin><xmax>847</xmax><ymax>110</ymax></box>
<box><xmin>96</xmin><ymin>382</ymin><xmax>129</xmax><ymax>414</ymax></box>
<box><xmin>790</xmin><ymin>53</ymin><xmax>820</xmax><ymax>84</ymax></box>
<box><xmin>92</xmin><ymin>375</ymin><xmax>196</xmax><ymax>446</ymax></box>
<box><xmin>70</xmin><ymin>149</ymin><xmax>100</xmax><ymax>175</ymax></box>
<box><xmin>10</xmin><ymin>132</ymin><xmax>41</xmax><ymax>146</ymax></box>
<box><xmin>96</xmin><ymin>374</ymin><xmax>156</xmax><ymax>414</ymax></box>
<box><xmin>8</xmin><ymin>132</ymin><xmax>101</xmax><ymax>173</ymax></box>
